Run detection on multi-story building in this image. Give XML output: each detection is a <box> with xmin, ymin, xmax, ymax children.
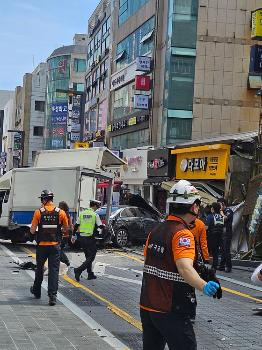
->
<box><xmin>44</xmin><ymin>34</ymin><xmax>88</xmax><ymax>150</ymax></box>
<box><xmin>108</xmin><ymin>0</ymin><xmax>262</xmax><ymax>150</ymax></box>
<box><xmin>84</xmin><ymin>0</ymin><xmax>111</xmax><ymax>143</ymax></box>
<box><xmin>2</xmin><ymin>63</ymin><xmax>47</xmax><ymax>170</ymax></box>
<box><xmin>24</xmin><ymin>63</ymin><xmax>47</xmax><ymax>166</ymax></box>
<box><xmin>0</xmin><ymin>90</ymin><xmax>14</xmax><ymax>173</ymax></box>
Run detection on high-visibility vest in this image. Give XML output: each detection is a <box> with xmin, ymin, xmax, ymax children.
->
<box><xmin>79</xmin><ymin>209</ymin><xmax>96</xmax><ymax>236</ymax></box>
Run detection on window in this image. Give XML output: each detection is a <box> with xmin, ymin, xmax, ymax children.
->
<box><xmin>32</xmin><ymin>151</ymin><xmax>37</xmax><ymax>163</ymax></box>
<box><xmin>168</xmin><ymin>56</ymin><xmax>195</xmax><ymax>110</ymax></box>
<box><xmin>172</xmin><ymin>0</ymin><xmax>198</xmax><ymax>48</ymax></box>
<box><xmin>33</xmin><ymin>126</ymin><xmax>44</xmax><ymax>136</ymax></box>
<box><xmin>35</xmin><ymin>101</ymin><xmax>45</xmax><ymax>112</ymax></box>
<box><xmin>116</xmin><ymin>17</ymin><xmax>155</xmax><ymax>70</ymax></box>
<box><xmin>120</xmin><ymin>207</ymin><xmax>138</xmax><ymax>217</ymax></box>
<box><xmin>119</xmin><ymin>0</ymin><xmax>150</xmax><ymax>26</ymax></box>
<box><xmin>73</xmin><ymin>83</ymin><xmax>85</xmax><ymax>92</ymax></box>
<box><xmin>112</xmin><ymin>129</ymin><xmax>150</xmax><ymax>150</ymax></box>
<box><xmin>167</xmin><ymin>118</ymin><xmax>192</xmax><ymax>141</ymax></box>
<box><xmin>74</xmin><ymin>59</ymin><xmax>86</xmax><ymax>73</ymax></box>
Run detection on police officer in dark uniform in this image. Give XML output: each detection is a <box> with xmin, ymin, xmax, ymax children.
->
<box><xmin>206</xmin><ymin>202</ymin><xmax>224</xmax><ymax>272</ymax></box>
<box><xmin>30</xmin><ymin>190</ymin><xmax>68</xmax><ymax>306</ymax></box>
<box><xmin>217</xmin><ymin>198</ymin><xmax>234</xmax><ymax>272</ymax></box>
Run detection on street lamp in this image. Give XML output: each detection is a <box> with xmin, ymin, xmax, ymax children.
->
<box><xmin>7</xmin><ymin>130</ymin><xmax>25</xmax><ymax>167</ymax></box>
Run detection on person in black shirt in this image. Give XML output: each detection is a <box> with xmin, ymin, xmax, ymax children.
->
<box><xmin>217</xmin><ymin>198</ymin><xmax>233</xmax><ymax>273</ymax></box>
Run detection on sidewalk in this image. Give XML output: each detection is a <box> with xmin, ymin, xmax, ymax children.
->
<box><xmin>0</xmin><ymin>244</ymin><xmax>127</xmax><ymax>350</ymax></box>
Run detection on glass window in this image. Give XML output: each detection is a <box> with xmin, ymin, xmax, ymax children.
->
<box><xmin>168</xmin><ymin>55</ymin><xmax>195</xmax><ymax>110</ymax></box>
<box><xmin>167</xmin><ymin>118</ymin><xmax>192</xmax><ymax>141</ymax></box>
<box><xmin>74</xmin><ymin>59</ymin><xmax>86</xmax><ymax>73</ymax></box>
<box><xmin>119</xmin><ymin>0</ymin><xmax>150</xmax><ymax>26</ymax></box>
<box><xmin>33</xmin><ymin>126</ymin><xmax>44</xmax><ymax>136</ymax></box>
<box><xmin>172</xmin><ymin>0</ymin><xmax>198</xmax><ymax>48</ymax></box>
<box><xmin>116</xmin><ymin>17</ymin><xmax>154</xmax><ymax>70</ymax></box>
<box><xmin>112</xmin><ymin>129</ymin><xmax>150</xmax><ymax>150</ymax></box>
<box><xmin>35</xmin><ymin>101</ymin><xmax>45</xmax><ymax>112</ymax></box>
<box><xmin>73</xmin><ymin>83</ymin><xmax>85</xmax><ymax>92</ymax></box>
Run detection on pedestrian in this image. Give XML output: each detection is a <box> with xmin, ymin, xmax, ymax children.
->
<box><xmin>140</xmin><ymin>180</ymin><xmax>221</xmax><ymax>350</ymax></box>
<box><xmin>191</xmin><ymin>217</ymin><xmax>209</xmax><ymax>264</ymax></box>
<box><xmin>58</xmin><ymin>201</ymin><xmax>73</xmax><ymax>267</ymax></box>
<box><xmin>30</xmin><ymin>190</ymin><xmax>68</xmax><ymax>306</ymax></box>
<box><xmin>217</xmin><ymin>198</ymin><xmax>234</xmax><ymax>272</ymax></box>
<box><xmin>73</xmin><ymin>199</ymin><xmax>104</xmax><ymax>282</ymax></box>
<box><xmin>206</xmin><ymin>202</ymin><xmax>224</xmax><ymax>271</ymax></box>
<box><xmin>189</xmin><ymin>216</ymin><xmax>209</xmax><ymax>321</ymax></box>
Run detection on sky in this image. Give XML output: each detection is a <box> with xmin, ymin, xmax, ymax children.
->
<box><xmin>0</xmin><ymin>0</ymin><xmax>99</xmax><ymax>91</ymax></box>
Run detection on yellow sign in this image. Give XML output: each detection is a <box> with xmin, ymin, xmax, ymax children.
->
<box><xmin>107</xmin><ymin>125</ymin><xmax>112</xmax><ymax>132</ymax></box>
<box><xmin>171</xmin><ymin>144</ymin><xmax>230</xmax><ymax>180</ymax></box>
<box><xmin>128</xmin><ymin>117</ymin><xmax>137</xmax><ymax>126</ymax></box>
<box><xmin>74</xmin><ymin>142</ymin><xmax>89</xmax><ymax>149</ymax></box>
<box><xmin>251</xmin><ymin>9</ymin><xmax>262</xmax><ymax>40</ymax></box>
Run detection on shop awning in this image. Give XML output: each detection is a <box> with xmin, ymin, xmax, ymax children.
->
<box><xmin>97</xmin><ymin>181</ymin><xmax>122</xmax><ymax>189</ymax></box>
<box><xmin>143</xmin><ymin>177</ymin><xmax>169</xmax><ymax>185</ymax></box>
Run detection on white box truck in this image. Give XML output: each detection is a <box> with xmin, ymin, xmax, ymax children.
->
<box><xmin>0</xmin><ymin>166</ymin><xmax>114</xmax><ymax>243</ymax></box>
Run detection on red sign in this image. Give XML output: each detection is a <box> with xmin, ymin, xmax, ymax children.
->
<box><xmin>135</xmin><ymin>75</ymin><xmax>151</xmax><ymax>91</ymax></box>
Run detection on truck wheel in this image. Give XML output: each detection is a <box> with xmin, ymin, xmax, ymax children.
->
<box><xmin>113</xmin><ymin>228</ymin><xmax>129</xmax><ymax>248</ymax></box>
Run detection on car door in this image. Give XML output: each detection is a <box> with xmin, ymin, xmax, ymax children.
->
<box><xmin>139</xmin><ymin>208</ymin><xmax>160</xmax><ymax>239</ymax></box>
<box><xmin>117</xmin><ymin>207</ymin><xmax>143</xmax><ymax>239</ymax></box>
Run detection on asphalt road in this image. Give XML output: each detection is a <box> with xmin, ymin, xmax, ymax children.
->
<box><xmin>7</xmin><ymin>243</ymin><xmax>262</xmax><ymax>350</ymax></box>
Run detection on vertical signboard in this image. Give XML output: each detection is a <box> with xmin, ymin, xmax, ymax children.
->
<box><xmin>51</xmin><ymin>102</ymin><xmax>67</xmax><ymax>149</ymax></box>
<box><xmin>70</xmin><ymin>94</ymin><xmax>82</xmax><ymax>143</ymax></box>
<box><xmin>251</xmin><ymin>9</ymin><xmax>262</xmax><ymax>40</ymax></box>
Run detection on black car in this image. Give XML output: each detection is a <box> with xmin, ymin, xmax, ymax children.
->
<box><xmin>96</xmin><ymin>205</ymin><xmax>162</xmax><ymax>247</ymax></box>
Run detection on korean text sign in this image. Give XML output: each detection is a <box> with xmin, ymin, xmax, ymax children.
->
<box><xmin>172</xmin><ymin>144</ymin><xmax>230</xmax><ymax>180</ymax></box>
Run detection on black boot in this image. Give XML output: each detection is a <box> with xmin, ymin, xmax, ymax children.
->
<box><xmin>30</xmin><ymin>286</ymin><xmax>41</xmax><ymax>299</ymax></box>
<box><xmin>87</xmin><ymin>272</ymin><xmax>97</xmax><ymax>280</ymax></box>
<box><xmin>74</xmin><ymin>268</ymin><xmax>81</xmax><ymax>282</ymax></box>
<box><xmin>49</xmin><ymin>295</ymin><xmax>56</xmax><ymax>306</ymax></box>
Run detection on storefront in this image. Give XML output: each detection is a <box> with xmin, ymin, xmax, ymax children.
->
<box><xmin>168</xmin><ymin>144</ymin><xmax>231</xmax><ymax>205</ymax></box>
<box><xmin>120</xmin><ymin>147</ymin><xmax>151</xmax><ymax>200</ymax></box>
<box><xmin>144</xmin><ymin>148</ymin><xmax>175</xmax><ymax>212</ymax></box>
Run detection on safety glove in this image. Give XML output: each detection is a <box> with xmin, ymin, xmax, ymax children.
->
<box><xmin>203</xmin><ymin>281</ymin><xmax>220</xmax><ymax>297</ymax></box>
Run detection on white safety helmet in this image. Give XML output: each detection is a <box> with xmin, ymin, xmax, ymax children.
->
<box><xmin>167</xmin><ymin>180</ymin><xmax>201</xmax><ymax>205</ymax></box>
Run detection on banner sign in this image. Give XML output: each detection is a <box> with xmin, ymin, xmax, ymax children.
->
<box><xmin>249</xmin><ymin>45</ymin><xmax>262</xmax><ymax>73</ymax></box>
<box><xmin>172</xmin><ymin>144</ymin><xmax>230</xmax><ymax>180</ymax></box>
<box><xmin>51</xmin><ymin>103</ymin><xmax>68</xmax><ymax>126</ymax></box>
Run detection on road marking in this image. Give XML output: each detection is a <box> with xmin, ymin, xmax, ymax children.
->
<box><xmin>22</xmin><ymin>246</ymin><xmax>142</xmax><ymax>332</ymax></box>
<box><xmin>63</xmin><ymin>275</ymin><xmax>142</xmax><ymax>331</ymax></box>
<box><xmin>217</xmin><ymin>274</ymin><xmax>262</xmax><ymax>293</ymax></box>
<box><xmin>104</xmin><ymin>274</ymin><xmax>142</xmax><ymax>285</ymax></box>
<box><xmin>115</xmin><ymin>251</ymin><xmax>144</xmax><ymax>263</ymax></box>
<box><xmin>221</xmin><ymin>287</ymin><xmax>262</xmax><ymax>303</ymax></box>
<box><xmin>0</xmin><ymin>244</ymin><xmax>129</xmax><ymax>350</ymax></box>
<box><xmin>115</xmin><ymin>250</ymin><xmax>262</xmax><ymax>303</ymax></box>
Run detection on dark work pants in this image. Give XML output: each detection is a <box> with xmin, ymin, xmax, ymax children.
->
<box><xmin>219</xmin><ymin>233</ymin><xmax>232</xmax><ymax>269</ymax></box>
<box><xmin>33</xmin><ymin>245</ymin><xmax>61</xmax><ymax>296</ymax></box>
<box><xmin>140</xmin><ymin>308</ymin><xmax>197</xmax><ymax>350</ymax></box>
<box><xmin>76</xmin><ymin>236</ymin><xmax>97</xmax><ymax>274</ymax></box>
<box><xmin>208</xmin><ymin>237</ymin><xmax>220</xmax><ymax>270</ymax></box>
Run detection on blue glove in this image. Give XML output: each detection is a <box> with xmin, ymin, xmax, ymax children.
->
<box><xmin>203</xmin><ymin>281</ymin><xmax>220</xmax><ymax>297</ymax></box>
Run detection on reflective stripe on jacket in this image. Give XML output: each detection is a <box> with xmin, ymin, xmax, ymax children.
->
<box><xmin>140</xmin><ymin>219</ymin><xmax>196</xmax><ymax>315</ymax></box>
<box><xmin>79</xmin><ymin>209</ymin><xmax>96</xmax><ymax>236</ymax></box>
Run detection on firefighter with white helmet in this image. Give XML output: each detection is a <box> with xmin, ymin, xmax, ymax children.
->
<box><xmin>140</xmin><ymin>180</ymin><xmax>221</xmax><ymax>350</ymax></box>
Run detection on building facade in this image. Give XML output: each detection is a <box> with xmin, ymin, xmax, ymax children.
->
<box><xmin>44</xmin><ymin>34</ymin><xmax>88</xmax><ymax>150</ymax></box>
<box><xmin>107</xmin><ymin>0</ymin><xmax>262</xmax><ymax>150</ymax></box>
<box><xmin>84</xmin><ymin>0</ymin><xmax>111</xmax><ymax>144</ymax></box>
<box><xmin>25</xmin><ymin>63</ymin><xmax>47</xmax><ymax>166</ymax></box>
